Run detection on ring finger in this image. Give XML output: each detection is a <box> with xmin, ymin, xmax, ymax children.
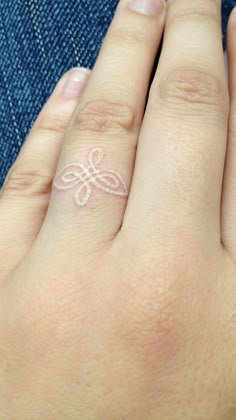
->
<box><xmin>43</xmin><ymin>0</ymin><xmax>167</xmax><ymax>250</ymax></box>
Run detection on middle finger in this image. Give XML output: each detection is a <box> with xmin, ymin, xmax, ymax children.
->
<box><xmin>125</xmin><ymin>0</ymin><xmax>229</xmax><ymax>247</ymax></box>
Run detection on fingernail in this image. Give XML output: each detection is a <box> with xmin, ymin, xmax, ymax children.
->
<box><xmin>62</xmin><ymin>68</ymin><xmax>90</xmax><ymax>98</ymax></box>
<box><xmin>128</xmin><ymin>0</ymin><xmax>165</xmax><ymax>16</ymax></box>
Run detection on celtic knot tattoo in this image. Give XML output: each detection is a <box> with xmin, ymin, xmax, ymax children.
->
<box><xmin>53</xmin><ymin>148</ymin><xmax>128</xmax><ymax>207</ymax></box>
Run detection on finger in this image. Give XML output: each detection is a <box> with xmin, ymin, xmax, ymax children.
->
<box><xmin>44</xmin><ymin>0</ymin><xmax>167</xmax><ymax>249</ymax></box>
<box><xmin>125</xmin><ymin>0</ymin><xmax>229</xmax><ymax>248</ymax></box>
<box><xmin>0</xmin><ymin>68</ymin><xmax>90</xmax><ymax>279</ymax></box>
<box><xmin>221</xmin><ymin>7</ymin><xmax>236</xmax><ymax>255</ymax></box>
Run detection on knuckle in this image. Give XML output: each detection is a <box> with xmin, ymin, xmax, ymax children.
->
<box><xmin>35</xmin><ymin>112</ymin><xmax>68</xmax><ymax>135</ymax></box>
<box><xmin>152</xmin><ymin>67</ymin><xmax>228</xmax><ymax>114</ymax></box>
<box><xmin>109</xmin><ymin>25</ymin><xmax>153</xmax><ymax>48</ymax></box>
<box><xmin>3</xmin><ymin>165</ymin><xmax>52</xmax><ymax>197</ymax></box>
<box><xmin>168</xmin><ymin>4</ymin><xmax>220</xmax><ymax>27</ymax></box>
<box><xmin>72</xmin><ymin>99</ymin><xmax>136</xmax><ymax>136</ymax></box>
<box><xmin>115</xmin><ymin>268</ymin><xmax>188</xmax><ymax>365</ymax></box>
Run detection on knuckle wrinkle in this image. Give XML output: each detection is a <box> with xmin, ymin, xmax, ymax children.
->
<box><xmin>72</xmin><ymin>99</ymin><xmax>136</xmax><ymax>135</ymax></box>
<box><xmin>4</xmin><ymin>165</ymin><xmax>52</xmax><ymax>196</ymax></box>
<box><xmin>157</xmin><ymin>68</ymin><xmax>227</xmax><ymax>112</ymax></box>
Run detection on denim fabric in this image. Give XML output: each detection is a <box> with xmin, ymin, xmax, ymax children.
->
<box><xmin>0</xmin><ymin>0</ymin><xmax>235</xmax><ymax>188</ymax></box>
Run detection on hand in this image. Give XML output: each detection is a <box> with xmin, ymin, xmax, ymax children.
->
<box><xmin>0</xmin><ymin>0</ymin><xmax>235</xmax><ymax>418</ymax></box>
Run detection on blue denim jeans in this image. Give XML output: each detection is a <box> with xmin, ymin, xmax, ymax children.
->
<box><xmin>0</xmin><ymin>0</ymin><xmax>235</xmax><ymax>187</ymax></box>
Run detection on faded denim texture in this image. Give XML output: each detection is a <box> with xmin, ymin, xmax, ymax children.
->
<box><xmin>0</xmin><ymin>0</ymin><xmax>236</xmax><ymax>187</ymax></box>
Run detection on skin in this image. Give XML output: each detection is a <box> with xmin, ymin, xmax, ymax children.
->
<box><xmin>0</xmin><ymin>0</ymin><xmax>235</xmax><ymax>418</ymax></box>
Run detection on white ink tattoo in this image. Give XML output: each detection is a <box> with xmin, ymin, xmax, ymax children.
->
<box><xmin>53</xmin><ymin>148</ymin><xmax>128</xmax><ymax>207</ymax></box>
